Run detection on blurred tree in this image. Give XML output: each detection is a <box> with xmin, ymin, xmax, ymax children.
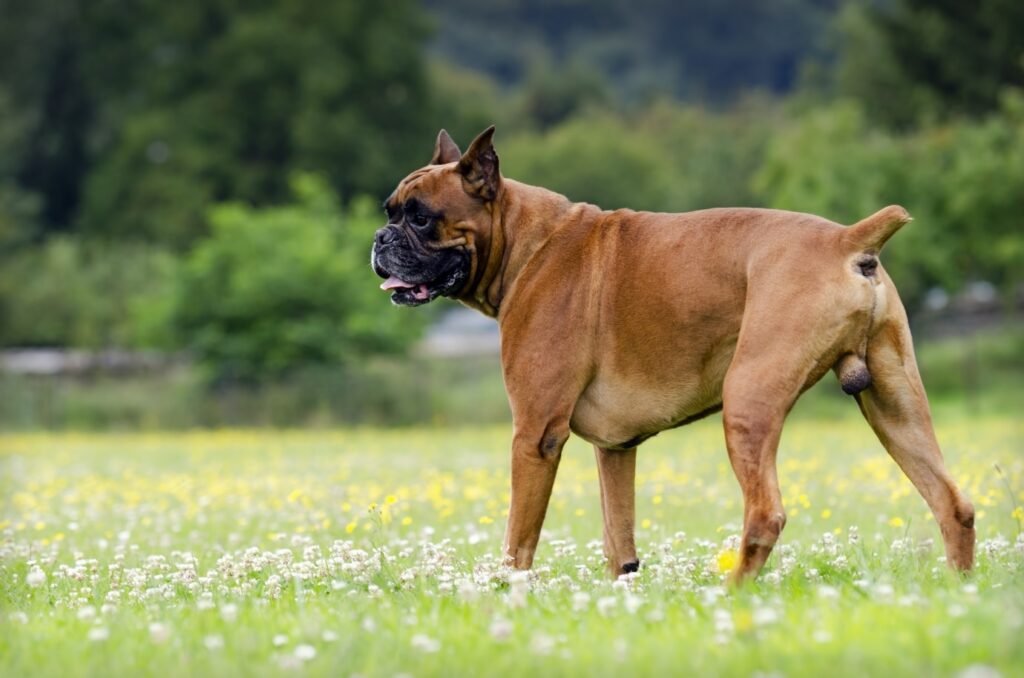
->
<box><xmin>499</xmin><ymin>102</ymin><xmax>777</xmax><ymax>213</ymax></box>
<box><xmin>501</xmin><ymin>116</ymin><xmax>678</xmax><ymax>211</ymax></box>
<box><xmin>636</xmin><ymin>98</ymin><xmax>778</xmax><ymax>210</ymax></box>
<box><xmin>906</xmin><ymin>92</ymin><xmax>1024</xmax><ymax>292</ymax></box>
<box><xmin>755</xmin><ymin>96</ymin><xmax>1024</xmax><ymax>305</ymax></box>
<box><xmin>427</xmin><ymin>61</ymin><xmax>508</xmax><ymax>145</ymax></box>
<box><xmin>515</xmin><ymin>57</ymin><xmax>610</xmax><ymax>129</ymax></box>
<box><xmin>0</xmin><ymin>238</ymin><xmax>177</xmax><ymax>348</ymax></box>
<box><xmin>836</xmin><ymin>0</ymin><xmax>1024</xmax><ymax>128</ymax></box>
<box><xmin>0</xmin><ymin>0</ymin><xmax>435</xmax><ymax>247</ymax></box>
<box><xmin>424</xmin><ymin>0</ymin><xmax>839</xmax><ymax>104</ymax></box>
<box><xmin>172</xmin><ymin>175</ymin><xmax>424</xmax><ymax>381</ymax></box>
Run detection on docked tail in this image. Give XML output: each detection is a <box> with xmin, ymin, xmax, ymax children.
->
<box><xmin>842</xmin><ymin>205</ymin><xmax>911</xmax><ymax>253</ymax></box>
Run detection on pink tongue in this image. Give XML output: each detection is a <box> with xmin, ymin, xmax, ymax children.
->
<box><xmin>381</xmin><ymin>276</ymin><xmax>430</xmax><ymax>300</ymax></box>
<box><xmin>380</xmin><ymin>276</ymin><xmax>415</xmax><ymax>291</ymax></box>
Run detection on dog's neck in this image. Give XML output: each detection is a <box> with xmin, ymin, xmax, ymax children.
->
<box><xmin>461</xmin><ymin>179</ymin><xmax>598</xmax><ymax>317</ymax></box>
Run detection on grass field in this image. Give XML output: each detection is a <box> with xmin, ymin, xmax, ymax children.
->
<box><xmin>2</xmin><ymin>416</ymin><xmax>1022</xmax><ymax>676</ymax></box>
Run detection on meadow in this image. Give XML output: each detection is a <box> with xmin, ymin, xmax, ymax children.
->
<box><xmin>1</xmin><ymin>415</ymin><xmax>1022</xmax><ymax>677</ymax></box>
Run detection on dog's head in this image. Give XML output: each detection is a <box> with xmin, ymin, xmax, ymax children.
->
<box><xmin>371</xmin><ymin>126</ymin><xmax>501</xmax><ymax>307</ymax></box>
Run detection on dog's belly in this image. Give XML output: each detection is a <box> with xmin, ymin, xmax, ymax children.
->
<box><xmin>569</xmin><ymin>335</ymin><xmax>737</xmax><ymax>448</ymax></box>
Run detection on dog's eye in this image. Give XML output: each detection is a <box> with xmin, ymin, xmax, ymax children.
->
<box><xmin>408</xmin><ymin>213</ymin><xmax>432</xmax><ymax>229</ymax></box>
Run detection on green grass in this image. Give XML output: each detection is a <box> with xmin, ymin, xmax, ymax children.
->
<box><xmin>1</xmin><ymin>416</ymin><xmax>1022</xmax><ymax>676</ymax></box>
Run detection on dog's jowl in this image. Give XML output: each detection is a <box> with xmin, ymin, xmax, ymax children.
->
<box><xmin>371</xmin><ymin>126</ymin><xmax>976</xmax><ymax>583</ymax></box>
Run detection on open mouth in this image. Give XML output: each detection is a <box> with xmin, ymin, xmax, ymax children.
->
<box><xmin>379</xmin><ymin>275</ymin><xmax>435</xmax><ymax>305</ymax></box>
<box><xmin>372</xmin><ymin>247</ymin><xmax>468</xmax><ymax>307</ymax></box>
<box><xmin>378</xmin><ymin>265</ymin><xmax>466</xmax><ymax>306</ymax></box>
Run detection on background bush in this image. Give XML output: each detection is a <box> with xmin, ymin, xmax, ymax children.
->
<box><xmin>172</xmin><ymin>175</ymin><xmax>425</xmax><ymax>381</ymax></box>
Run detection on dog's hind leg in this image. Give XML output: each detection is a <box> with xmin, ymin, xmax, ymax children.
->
<box><xmin>721</xmin><ymin>338</ymin><xmax>820</xmax><ymax>584</ymax></box>
<box><xmin>721</xmin><ymin>376</ymin><xmax>790</xmax><ymax>585</ymax></box>
<box><xmin>721</xmin><ymin>274</ymin><xmax>860</xmax><ymax>583</ymax></box>
<box><xmin>594</xmin><ymin>445</ymin><xmax>639</xmax><ymax>577</ymax></box>
<box><xmin>855</xmin><ymin>280</ymin><xmax>975</xmax><ymax>570</ymax></box>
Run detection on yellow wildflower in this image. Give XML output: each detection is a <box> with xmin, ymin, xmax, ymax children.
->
<box><xmin>716</xmin><ymin>548</ymin><xmax>738</xmax><ymax>574</ymax></box>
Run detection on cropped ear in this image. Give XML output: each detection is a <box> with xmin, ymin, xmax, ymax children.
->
<box><xmin>458</xmin><ymin>125</ymin><xmax>500</xmax><ymax>200</ymax></box>
<box><xmin>430</xmin><ymin>129</ymin><xmax>462</xmax><ymax>165</ymax></box>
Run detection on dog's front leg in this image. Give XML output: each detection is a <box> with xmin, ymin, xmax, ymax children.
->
<box><xmin>503</xmin><ymin>421</ymin><xmax>569</xmax><ymax>569</ymax></box>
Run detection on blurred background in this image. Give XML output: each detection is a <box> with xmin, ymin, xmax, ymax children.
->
<box><xmin>0</xmin><ymin>0</ymin><xmax>1021</xmax><ymax>430</ymax></box>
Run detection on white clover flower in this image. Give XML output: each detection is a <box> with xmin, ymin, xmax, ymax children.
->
<box><xmin>571</xmin><ymin>591</ymin><xmax>591</xmax><ymax>612</ymax></box>
<box><xmin>529</xmin><ymin>632</ymin><xmax>555</xmax><ymax>656</ymax></box>
<box><xmin>204</xmin><ymin>635</ymin><xmax>224</xmax><ymax>650</ymax></box>
<box><xmin>294</xmin><ymin>644</ymin><xmax>316</xmax><ymax>661</ymax></box>
<box><xmin>88</xmin><ymin>627</ymin><xmax>110</xmax><ymax>642</ymax></box>
<box><xmin>753</xmin><ymin>607</ymin><xmax>779</xmax><ymax>626</ymax></box>
<box><xmin>273</xmin><ymin>634</ymin><xmax>289</xmax><ymax>647</ymax></box>
<box><xmin>956</xmin><ymin>665</ymin><xmax>1004</xmax><ymax>678</ymax></box>
<box><xmin>507</xmin><ymin>571</ymin><xmax>529</xmax><ymax>608</ymax></box>
<box><xmin>26</xmin><ymin>566</ymin><xmax>46</xmax><ymax>588</ymax></box>
<box><xmin>713</xmin><ymin>608</ymin><xmax>733</xmax><ymax>634</ymax></box>
<box><xmin>77</xmin><ymin>606</ymin><xmax>97</xmax><ymax>621</ymax></box>
<box><xmin>149</xmin><ymin>622</ymin><xmax>170</xmax><ymax>644</ymax></box>
<box><xmin>9</xmin><ymin>612</ymin><xmax>28</xmax><ymax>624</ymax></box>
<box><xmin>411</xmin><ymin>634</ymin><xmax>440</xmax><ymax>653</ymax></box>
<box><xmin>489</xmin><ymin>617</ymin><xmax>513</xmax><ymax>642</ymax></box>
<box><xmin>873</xmin><ymin>583</ymin><xmax>895</xmax><ymax>600</ymax></box>
<box><xmin>456</xmin><ymin>578</ymin><xmax>477</xmax><ymax>602</ymax></box>
<box><xmin>817</xmin><ymin>585</ymin><xmax>839</xmax><ymax>600</ymax></box>
<box><xmin>265</xmin><ymin>575</ymin><xmax>282</xmax><ymax>600</ymax></box>
<box><xmin>220</xmin><ymin>603</ymin><xmax>238</xmax><ymax>622</ymax></box>
<box><xmin>322</xmin><ymin>630</ymin><xmax>338</xmax><ymax>642</ymax></box>
<box><xmin>597</xmin><ymin>596</ymin><xmax>617</xmax><ymax>616</ymax></box>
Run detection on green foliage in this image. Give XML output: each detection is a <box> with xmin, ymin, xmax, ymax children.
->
<box><xmin>514</xmin><ymin>58</ymin><xmax>610</xmax><ymax>129</ymax></box>
<box><xmin>426</xmin><ymin>0</ymin><xmax>837</xmax><ymax>103</ymax></box>
<box><xmin>913</xmin><ymin>92</ymin><xmax>1024</xmax><ymax>290</ymax></box>
<box><xmin>501</xmin><ymin>116</ymin><xmax>677</xmax><ymax>211</ymax></box>
<box><xmin>755</xmin><ymin>95</ymin><xmax>1024</xmax><ymax>303</ymax></box>
<box><xmin>0</xmin><ymin>238</ymin><xmax>177</xmax><ymax>348</ymax></box>
<box><xmin>836</xmin><ymin>0</ymin><xmax>1024</xmax><ymax>128</ymax></box>
<box><xmin>427</xmin><ymin>61</ymin><xmax>508</xmax><ymax>144</ymax></box>
<box><xmin>0</xmin><ymin>0</ymin><xmax>436</xmax><ymax>247</ymax></box>
<box><xmin>172</xmin><ymin>175</ymin><xmax>424</xmax><ymax>381</ymax></box>
<box><xmin>500</xmin><ymin>101</ymin><xmax>777</xmax><ymax>212</ymax></box>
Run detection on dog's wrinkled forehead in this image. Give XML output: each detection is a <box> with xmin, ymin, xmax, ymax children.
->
<box><xmin>386</xmin><ymin>164</ymin><xmax>482</xmax><ymax>222</ymax></box>
<box><xmin>385</xmin><ymin>168</ymin><xmax>435</xmax><ymax>216</ymax></box>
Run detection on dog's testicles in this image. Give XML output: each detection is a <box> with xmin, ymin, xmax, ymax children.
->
<box><xmin>836</xmin><ymin>353</ymin><xmax>872</xmax><ymax>395</ymax></box>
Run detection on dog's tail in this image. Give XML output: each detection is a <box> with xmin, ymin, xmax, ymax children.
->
<box><xmin>842</xmin><ymin>205</ymin><xmax>911</xmax><ymax>253</ymax></box>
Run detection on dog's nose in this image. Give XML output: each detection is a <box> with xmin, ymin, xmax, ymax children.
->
<box><xmin>375</xmin><ymin>227</ymin><xmax>397</xmax><ymax>246</ymax></box>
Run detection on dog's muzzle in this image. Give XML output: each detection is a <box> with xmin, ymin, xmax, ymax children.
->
<box><xmin>371</xmin><ymin>227</ymin><xmax>469</xmax><ymax>307</ymax></box>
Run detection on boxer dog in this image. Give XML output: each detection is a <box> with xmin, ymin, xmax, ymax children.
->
<box><xmin>371</xmin><ymin>126</ymin><xmax>975</xmax><ymax>582</ymax></box>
